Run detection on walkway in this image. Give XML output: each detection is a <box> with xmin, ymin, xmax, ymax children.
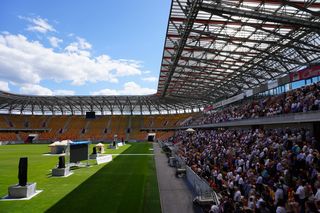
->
<box><xmin>153</xmin><ymin>143</ymin><xmax>200</xmax><ymax>213</ymax></box>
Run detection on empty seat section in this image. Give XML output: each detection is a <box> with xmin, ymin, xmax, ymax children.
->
<box><xmin>38</xmin><ymin>116</ymin><xmax>69</xmax><ymax>140</ymax></box>
<box><xmin>117</xmin><ymin>116</ymin><xmax>128</xmax><ymax>140</ymax></box>
<box><xmin>0</xmin><ymin>132</ymin><xmax>17</xmax><ymax>141</ymax></box>
<box><xmin>8</xmin><ymin>115</ymin><xmax>26</xmax><ymax>128</ymax></box>
<box><xmin>27</xmin><ymin>115</ymin><xmax>47</xmax><ymax>128</ymax></box>
<box><xmin>59</xmin><ymin>116</ymin><xmax>87</xmax><ymax>140</ymax></box>
<box><xmin>128</xmin><ymin>116</ymin><xmax>146</xmax><ymax>140</ymax></box>
<box><xmin>142</xmin><ymin>115</ymin><xmax>153</xmax><ymax>128</ymax></box>
<box><xmin>82</xmin><ymin>116</ymin><xmax>109</xmax><ymax>141</ymax></box>
<box><xmin>0</xmin><ymin>115</ymin><xmax>10</xmax><ymax>128</ymax></box>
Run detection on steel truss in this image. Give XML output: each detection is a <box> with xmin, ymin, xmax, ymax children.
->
<box><xmin>1</xmin><ymin>0</ymin><xmax>320</xmax><ymax>115</ymax></box>
<box><xmin>0</xmin><ymin>92</ymin><xmax>207</xmax><ymax>115</ymax></box>
<box><xmin>158</xmin><ymin>0</ymin><xmax>320</xmax><ymax>100</ymax></box>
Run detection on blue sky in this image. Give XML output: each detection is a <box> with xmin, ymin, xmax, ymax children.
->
<box><xmin>0</xmin><ymin>0</ymin><xmax>170</xmax><ymax>95</ymax></box>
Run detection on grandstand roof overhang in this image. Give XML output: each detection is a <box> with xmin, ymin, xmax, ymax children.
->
<box><xmin>0</xmin><ymin>91</ymin><xmax>206</xmax><ymax>115</ymax></box>
<box><xmin>157</xmin><ymin>0</ymin><xmax>320</xmax><ymax>100</ymax></box>
<box><xmin>1</xmin><ymin>0</ymin><xmax>320</xmax><ymax>114</ymax></box>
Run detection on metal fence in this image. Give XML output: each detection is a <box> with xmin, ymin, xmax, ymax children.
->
<box><xmin>186</xmin><ymin>166</ymin><xmax>213</xmax><ymax>195</ymax></box>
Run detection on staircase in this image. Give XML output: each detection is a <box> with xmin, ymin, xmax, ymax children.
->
<box><xmin>126</xmin><ymin>116</ymin><xmax>132</xmax><ymax>141</ymax></box>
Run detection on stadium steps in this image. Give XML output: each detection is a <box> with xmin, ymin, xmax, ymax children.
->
<box><xmin>102</xmin><ymin>116</ymin><xmax>110</xmax><ymax>138</ymax></box>
<box><xmin>16</xmin><ymin>133</ymin><xmax>22</xmax><ymax>141</ymax></box>
<box><xmin>3</xmin><ymin>115</ymin><xmax>13</xmax><ymax>127</ymax></box>
<box><xmin>103</xmin><ymin>116</ymin><xmax>112</xmax><ymax>140</ymax></box>
<box><xmin>45</xmin><ymin>116</ymin><xmax>53</xmax><ymax>128</ymax></box>
<box><xmin>127</xmin><ymin>116</ymin><xmax>132</xmax><ymax>141</ymax></box>
<box><xmin>83</xmin><ymin>119</ymin><xmax>91</xmax><ymax>135</ymax></box>
<box><xmin>62</xmin><ymin>116</ymin><xmax>72</xmax><ymax>133</ymax></box>
<box><xmin>107</xmin><ymin>117</ymin><xmax>112</xmax><ymax>130</ymax></box>
<box><xmin>42</xmin><ymin>116</ymin><xmax>51</xmax><ymax>128</ymax></box>
<box><xmin>0</xmin><ymin>115</ymin><xmax>10</xmax><ymax>128</ymax></box>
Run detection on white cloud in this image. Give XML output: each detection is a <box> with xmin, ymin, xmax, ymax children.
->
<box><xmin>48</xmin><ymin>36</ymin><xmax>63</xmax><ymax>48</ymax></box>
<box><xmin>0</xmin><ymin>81</ymin><xmax>10</xmax><ymax>91</ymax></box>
<box><xmin>76</xmin><ymin>37</ymin><xmax>91</xmax><ymax>49</ymax></box>
<box><xmin>19</xmin><ymin>84</ymin><xmax>75</xmax><ymax>96</ymax></box>
<box><xmin>142</xmin><ymin>77</ymin><xmax>157</xmax><ymax>82</ymax></box>
<box><xmin>121</xmin><ymin>82</ymin><xmax>156</xmax><ymax>95</ymax></box>
<box><xmin>53</xmin><ymin>90</ymin><xmax>75</xmax><ymax>96</ymax></box>
<box><xmin>91</xmin><ymin>88</ymin><xmax>118</xmax><ymax>96</ymax></box>
<box><xmin>19</xmin><ymin>16</ymin><xmax>56</xmax><ymax>34</ymax></box>
<box><xmin>0</xmin><ymin>33</ymin><xmax>142</xmax><ymax>86</ymax></box>
<box><xmin>64</xmin><ymin>37</ymin><xmax>92</xmax><ymax>57</ymax></box>
<box><xmin>92</xmin><ymin>82</ymin><xmax>156</xmax><ymax>96</ymax></box>
<box><xmin>143</xmin><ymin>70</ymin><xmax>151</xmax><ymax>74</ymax></box>
<box><xmin>20</xmin><ymin>84</ymin><xmax>53</xmax><ymax>96</ymax></box>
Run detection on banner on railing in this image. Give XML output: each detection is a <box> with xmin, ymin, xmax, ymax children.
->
<box><xmin>222</xmin><ymin>93</ymin><xmax>244</xmax><ymax>106</ymax></box>
<box><xmin>268</xmin><ymin>80</ymin><xmax>278</xmax><ymax>90</ymax></box>
<box><xmin>204</xmin><ymin>93</ymin><xmax>244</xmax><ymax>112</ymax></box>
<box><xmin>290</xmin><ymin>65</ymin><xmax>320</xmax><ymax>82</ymax></box>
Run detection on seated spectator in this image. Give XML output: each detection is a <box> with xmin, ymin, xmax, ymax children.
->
<box><xmin>164</xmin><ymin>127</ymin><xmax>320</xmax><ymax>212</ymax></box>
<box><xmin>191</xmin><ymin>82</ymin><xmax>320</xmax><ymax>126</ymax></box>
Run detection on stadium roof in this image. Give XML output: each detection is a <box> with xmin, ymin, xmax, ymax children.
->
<box><xmin>1</xmin><ymin>0</ymin><xmax>320</xmax><ymax>115</ymax></box>
<box><xmin>0</xmin><ymin>92</ymin><xmax>205</xmax><ymax>115</ymax></box>
<box><xmin>157</xmin><ymin>0</ymin><xmax>320</xmax><ymax>99</ymax></box>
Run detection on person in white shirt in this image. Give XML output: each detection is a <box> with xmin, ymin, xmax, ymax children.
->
<box><xmin>255</xmin><ymin>196</ymin><xmax>265</xmax><ymax>210</ymax></box>
<box><xmin>296</xmin><ymin>184</ymin><xmax>306</xmax><ymax>200</ymax></box>
<box><xmin>315</xmin><ymin>185</ymin><xmax>320</xmax><ymax>201</ymax></box>
<box><xmin>275</xmin><ymin>185</ymin><xmax>284</xmax><ymax>205</ymax></box>
<box><xmin>276</xmin><ymin>204</ymin><xmax>286</xmax><ymax>213</ymax></box>
<box><xmin>276</xmin><ymin>206</ymin><xmax>286</xmax><ymax>213</ymax></box>
<box><xmin>209</xmin><ymin>204</ymin><xmax>219</xmax><ymax>213</ymax></box>
<box><xmin>247</xmin><ymin>195</ymin><xmax>255</xmax><ymax>211</ymax></box>
<box><xmin>296</xmin><ymin>180</ymin><xmax>306</xmax><ymax>213</ymax></box>
<box><xmin>233</xmin><ymin>188</ymin><xmax>241</xmax><ymax>202</ymax></box>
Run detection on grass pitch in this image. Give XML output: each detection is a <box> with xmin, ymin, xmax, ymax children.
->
<box><xmin>0</xmin><ymin>142</ymin><xmax>161</xmax><ymax>213</ymax></box>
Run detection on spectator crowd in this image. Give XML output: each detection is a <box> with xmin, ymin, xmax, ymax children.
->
<box><xmin>167</xmin><ymin>127</ymin><xmax>320</xmax><ymax>212</ymax></box>
<box><xmin>195</xmin><ymin>82</ymin><xmax>320</xmax><ymax>125</ymax></box>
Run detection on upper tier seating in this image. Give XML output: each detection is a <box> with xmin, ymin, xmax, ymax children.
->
<box><xmin>194</xmin><ymin>82</ymin><xmax>320</xmax><ymax>125</ymax></box>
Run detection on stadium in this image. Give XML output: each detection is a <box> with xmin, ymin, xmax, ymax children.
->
<box><xmin>1</xmin><ymin>0</ymin><xmax>320</xmax><ymax>212</ymax></box>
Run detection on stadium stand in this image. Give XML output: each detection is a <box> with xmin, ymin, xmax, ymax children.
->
<box><xmin>8</xmin><ymin>115</ymin><xmax>27</xmax><ymax>128</ymax></box>
<box><xmin>27</xmin><ymin>115</ymin><xmax>47</xmax><ymax>128</ymax></box>
<box><xmin>38</xmin><ymin>116</ymin><xmax>69</xmax><ymax>141</ymax></box>
<box><xmin>82</xmin><ymin>116</ymin><xmax>109</xmax><ymax>141</ymax></box>
<box><xmin>0</xmin><ymin>115</ymin><xmax>10</xmax><ymax>128</ymax></box>
<box><xmin>0</xmin><ymin>0</ymin><xmax>320</xmax><ymax>211</ymax></box>
<box><xmin>58</xmin><ymin>116</ymin><xmax>88</xmax><ymax>140</ymax></box>
<box><xmin>142</xmin><ymin>115</ymin><xmax>154</xmax><ymax>129</ymax></box>
<box><xmin>165</xmin><ymin>127</ymin><xmax>320</xmax><ymax>212</ymax></box>
<box><xmin>194</xmin><ymin>82</ymin><xmax>320</xmax><ymax>125</ymax></box>
<box><xmin>0</xmin><ymin>114</ymin><xmax>191</xmax><ymax>142</ymax></box>
<box><xmin>0</xmin><ymin>132</ymin><xmax>17</xmax><ymax>141</ymax></box>
<box><xmin>129</xmin><ymin>116</ymin><xmax>147</xmax><ymax>141</ymax></box>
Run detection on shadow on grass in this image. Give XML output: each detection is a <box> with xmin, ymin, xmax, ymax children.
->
<box><xmin>45</xmin><ymin>142</ymin><xmax>161</xmax><ymax>213</ymax></box>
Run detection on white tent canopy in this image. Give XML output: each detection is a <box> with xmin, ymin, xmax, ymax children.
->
<box><xmin>186</xmin><ymin>128</ymin><xmax>195</xmax><ymax>132</ymax></box>
<box><xmin>48</xmin><ymin>141</ymin><xmax>60</xmax><ymax>147</ymax></box>
<box><xmin>95</xmin><ymin>143</ymin><xmax>104</xmax><ymax>147</ymax></box>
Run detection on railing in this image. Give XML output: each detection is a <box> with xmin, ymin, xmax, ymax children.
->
<box><xmin>144</xmin><ymin>110</ymin><xmax>320</xmax><ymax>131</ymax></box>
<box><xmin>191</xmin><ymin>110</ymin><xmax>320</xmax><ymax>128</ymax></box>
<box><xmin>186</xmin><ymin>166</ymin><xmax>213</xmax><ymax>196</ymax></box>
<box><xmin>159</xmin><ymin>140</ymin><xmax>221</xmax><ymax>204</ymax></box>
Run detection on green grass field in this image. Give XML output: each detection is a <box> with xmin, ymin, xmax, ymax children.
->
<box><xmin>0</xmin><ymin>142</ymin><xmax>161</xmax><ymax>213</ymax></box>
